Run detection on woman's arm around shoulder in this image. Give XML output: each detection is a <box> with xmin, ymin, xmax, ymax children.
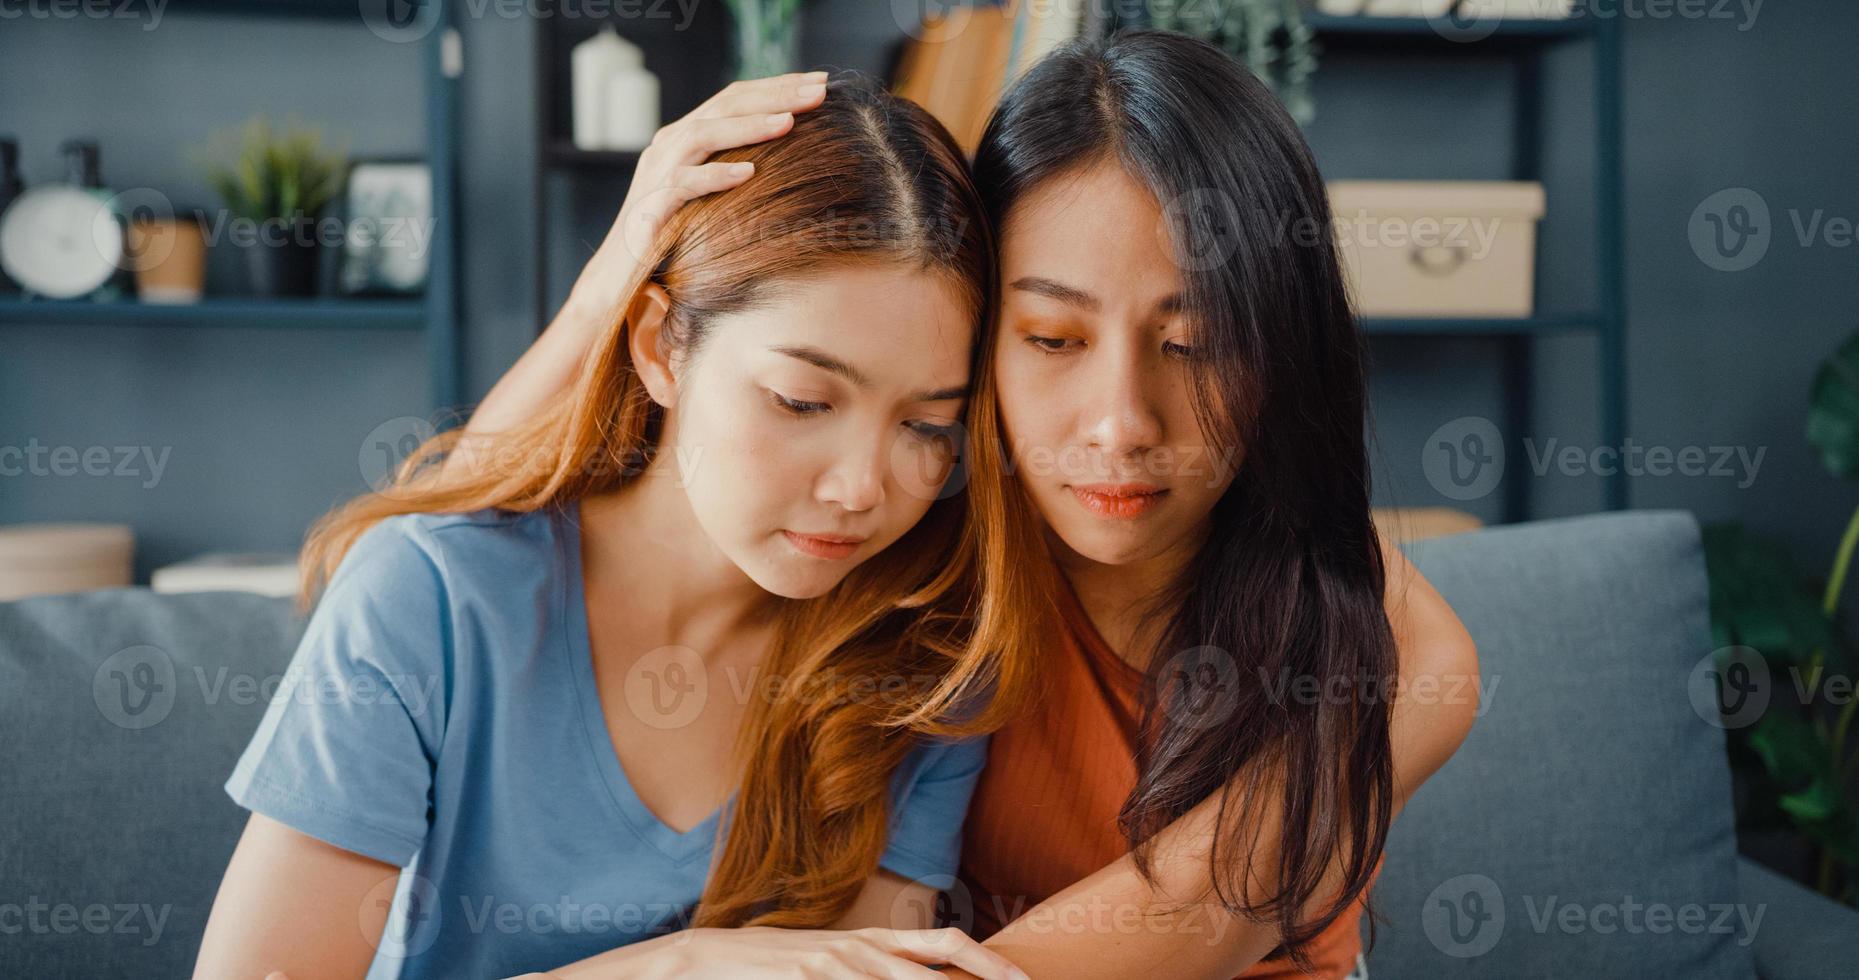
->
<box><xmin>941</xmin><ymin>537</ymin><xmax>1480</xmax><ymax>980</ymax></box>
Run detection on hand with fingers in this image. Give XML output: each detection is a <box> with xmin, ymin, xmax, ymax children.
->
<box><xmin>642</xmin><ymin>925</ymin><xmax>1032</xmax><ymax>980</ymax></box>
<box><xmin>458</xmin><ymin>71</ymin><xmax>835</xmax><ymax>448</ymax></box>
<box><xmin>572</xmin><ymin>70</ymin><xmax>832</xmax><ymax>317</ymax></box>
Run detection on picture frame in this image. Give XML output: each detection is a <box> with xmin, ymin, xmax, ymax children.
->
<box><xmin>336</xmin><ymin>156</ymin><xmax>432</xmax><ymax>297</ymax></box>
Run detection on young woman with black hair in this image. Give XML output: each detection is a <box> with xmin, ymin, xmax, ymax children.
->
<box><xmin>458</xmin><ymin>30</ymin><xmax>1479</xmax><ymax>979</ymax></box>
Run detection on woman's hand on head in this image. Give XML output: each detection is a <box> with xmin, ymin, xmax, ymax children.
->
<box><xmin>459</xmin><ymin>73</ymin><xmax>829</xmax><ymax>447</ymax></box>
<box><xmin>572</xmin><ymin>71</ymin><xmax>830</xmax><ymax>319</ymax></box>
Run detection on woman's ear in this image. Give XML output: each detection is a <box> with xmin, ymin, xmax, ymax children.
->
<box><xmin>626</xmin><ymin>282</ymin><xmax>678</xmax><ymax>409</ymax></box>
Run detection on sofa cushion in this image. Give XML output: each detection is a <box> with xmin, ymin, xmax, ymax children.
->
<box><xmin>1371</xmin><ymin>511</ymin><xmax>1756</xmax><ymax>978</ymax></box>
<box><xmin>0</xmin><ymin>587</ymin><xmax>298</xmax><ymax>980</ymax></box>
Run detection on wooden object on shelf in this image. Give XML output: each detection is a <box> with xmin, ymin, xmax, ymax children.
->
<box><xmin>126</xmin><ymin>215</ymin><xmax>207</xmax><ymax>304</ymax></box>
<box><xmin>893</xmin><ymin>5</ymin><xmax>1017</xmax><ymax>154</ymax></box>
<box><xmin>1372</xmin><ymin>506</ymin><xmax>1485</xmax><ymax>545</ymax></box>
<box><xmin>892</xmin><ymin>0</ymin><xmax>1087</xmax><ymax>154</ymax></box>
<box><xmin>0</xmin><ymin>523</ymin><xmax>134</xmax><ymax>600</ymax></box>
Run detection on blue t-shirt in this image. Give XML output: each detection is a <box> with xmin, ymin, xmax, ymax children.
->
<box><xmin>224</xmin><ymin>503</ymin><xmax>987</xmax><ymax>979</ymax></box>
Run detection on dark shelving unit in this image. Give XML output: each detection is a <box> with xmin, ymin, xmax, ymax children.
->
<box><xmin>0</xmin><ymin>0</ymin><xmax>463</xmax><ymax>409</ymax></box>
<box><xmin>0</xmin><ymin>296</ymin><xmax>425</xmax><ymax>330</ymax></box>
<box><xmin>1309</xmin><ymin>11</ymin><xmax>1629</xmax><ymax>519</ymax></box>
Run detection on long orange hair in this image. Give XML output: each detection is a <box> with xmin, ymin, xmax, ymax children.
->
<box><xmin>298</xmin><ymin>75</ymin><xmax>1052</xmax><ymax>928</ymax></box>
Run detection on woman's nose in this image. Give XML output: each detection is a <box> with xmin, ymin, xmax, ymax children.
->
<box><xmin>816</xmin><ymin>435</ymin><xmax>886</xmax><ymax>513</ymax></box>
<box><xmin>1084</xmin><ymin>350</ymin><xmax>1166</xmax><ymax>457</ymax></box>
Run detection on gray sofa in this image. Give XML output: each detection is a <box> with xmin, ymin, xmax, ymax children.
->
<box><xmin>2</xmin><ymin>510</ymin><xmax>1854</xmax><ymax>978</ymax></box>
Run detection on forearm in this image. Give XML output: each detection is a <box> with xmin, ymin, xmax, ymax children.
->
<box><xmin>469</xmin><ymin>278</ymin><xmax>616</xmax><ymax>437</ymax></box>
<box><xmin>436</xmin><ymin>277</ymin><xmax>616</xmax><ymax>484</ymax></box>
<box><xmin>949</xmin><ymin>859</ymin><xmax>1286</xmax><ymax>980</ymax></box>
<box><xmin>532</xmin><ymin>928</ymin><xmax>692</xmax><ymax>980</ymax></box>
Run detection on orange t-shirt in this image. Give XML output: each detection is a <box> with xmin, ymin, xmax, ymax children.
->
<box><xmin>958</xmin><ymin>577</ymin><xmax>1375</xmax><ymax>978</ymax></box>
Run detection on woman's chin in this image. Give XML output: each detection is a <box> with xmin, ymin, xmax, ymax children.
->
<box><xmin>1050</xmin><ymin>521</ymin><xmax>1173</xmax><ymax>570</ymax></box>
<box><xmin>739</xmin><ymin>560</ymin><xmax>851</xmax><ymax>601</ymax></box>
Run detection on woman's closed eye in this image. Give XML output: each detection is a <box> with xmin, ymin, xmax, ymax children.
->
<box><xmin>905</xmin><ymin>419</ymin><xmax>960</xmax><ymax>441</ymax></box>
<box><xmin>768</xmin><ymin>390</ymin><xmax>830</xmax><ymax>416</ymax></box>
<box><xmin>771</xmin><ymin>390</ymin><xmax>958</xmax><ymax>442</ymax></box>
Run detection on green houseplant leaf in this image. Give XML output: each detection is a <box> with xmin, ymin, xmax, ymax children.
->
<box><xmin>1808</xmin><ymin>329</ymin><xmax>1859</xmax><ymax>479</ymax></box>
<box><xmin>1704</xmin><ymin>523</ymin><xmax>1841</xmax><ymax>666</ymax></box>
<box><xmin>1705</xmin><ymin>326</ymin><xmax>1859</xmax><ymax>905</ymax></box>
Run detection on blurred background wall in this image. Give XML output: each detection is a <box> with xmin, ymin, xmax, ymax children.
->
<box><xmin>1</xmin><ymin>0</ymin><xmax>1853</xmax><ymax>585</ymax></box>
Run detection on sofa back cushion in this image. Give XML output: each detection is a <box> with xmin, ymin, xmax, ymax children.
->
<box><xmin>1375</xmin><ymin>511</ymin><xmax>1755</xmax><ymax>978</ymax></box>
<box><xmin>0</xmin><ymin>587</ymin><xmax>298</xmax><ymax>979</ymax></box>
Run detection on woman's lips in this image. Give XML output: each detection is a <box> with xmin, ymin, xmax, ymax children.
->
<box><xmin>1068</xmin><ymin>483</ymin><xmax>1168</xmax><ymax>520</ymax></box>
<box><xmin>782</xmin><ymin>530</ymin><xmax>865</xmax><ymax>560</ymax></box>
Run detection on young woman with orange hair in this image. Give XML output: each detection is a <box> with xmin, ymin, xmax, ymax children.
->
<box><xmin>460</xmin><ymin>32</ymin><xmax>1483</xmax><ymax>980</ymax></box>
<box><xmin>194</xmin><ymin>74</ymin><xmax>1044</xmax><ymax>980</ymax></box>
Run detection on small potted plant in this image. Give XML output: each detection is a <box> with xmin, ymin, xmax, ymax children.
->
<box><xmin>195</xmin><ymin>116</ymin><xmax>347</xmax><ymax>297</ymax></box>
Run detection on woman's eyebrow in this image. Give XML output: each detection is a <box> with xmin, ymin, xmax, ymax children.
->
<box><xmin>1012</xmin><ymin>275</ymin><xmax>1183</xmax><ymax>317</ymax></box>
<box><xmin>1010</xmin><ymin>275</ymin><xmax>1098</xmax><ymax>311</ymax></box>
<box><xmin>769</xmin><ymin>344</ymin><xmax>968</xmax><ymax>402</ymax></box>
<box><xmin>771</xmin><ymin>344</ymin><xmax>872</xmax><ymax>386</ymax></box>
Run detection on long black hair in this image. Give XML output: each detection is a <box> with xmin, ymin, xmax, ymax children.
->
<box><xmin>974</xmin><ymin>29</ymin><xmax>1395</xmax><ymax>969</ymax></box>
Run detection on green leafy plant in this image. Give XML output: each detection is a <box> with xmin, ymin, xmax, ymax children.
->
<box><xmin>194</xmin><ymin>116</ymin><xmax>348</xmax><ymax>225</ymax></box>
<box><xmin>1704</xmin><ymin>327</ymin><xmax>1859</xmax><ymax>906</ymax></box>
<box><xmin>725</xmin><ymin>0</ymin><xmax>805</xmax><ymax>81</ymax></box>
<box><xmin>1142</xmin><ymin>0</ymin><xmax>1319</xmax><ymax>125</ymax></box>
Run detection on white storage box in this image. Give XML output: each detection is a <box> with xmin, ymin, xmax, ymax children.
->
<box><xmin>1459</xmin><ymin>0</ymin><xmax>1577</xmax><ymax>18</ymax></box>
<box><xmin>0</xmin><ymin>523</ymin><xmax>134</xmax><ymax>600</ymax></box>
<box><xmin>1327</xmin><ymin>180</ymin><xmax>1546</xmax><ymax>318</ymax></box>
<box><xmin>152</xmin><ymin>552</ymin><xmax>300</xmax><ymax>598</ymax></box>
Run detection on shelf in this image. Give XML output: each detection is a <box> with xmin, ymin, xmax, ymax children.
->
<box><xmin>0</xmin><ymin>296</ymin><xmax>427</xmax><ymax>330</ymax></box>
<box><xmin>165</xmin><ymin>0</ymin><xmax>437</xmax><ymax>21</ymax></box>
<box><xmin>1361</xmin><ymin>313</ymin><xmax>1600</xmax><ymax>335</ymax></box>
<box><xmin>544</xmin><ymin>141</ymin><xmax>644</xmax><ymax>171</ymax></box>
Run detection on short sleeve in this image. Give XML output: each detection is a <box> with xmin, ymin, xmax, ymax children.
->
<box><xmin>224</xmin><ymin>516</ymin><xmax>451</xmax><ymax>867</ymax></box>
<box><xmin>878</xmin><ymin>734</ymin><xmax>989</xmax><ymax>888</ymax></box>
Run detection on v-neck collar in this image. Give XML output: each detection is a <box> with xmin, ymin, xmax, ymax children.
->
<box><xmin>557</xmin><ymin>498</ymin><xmax>727</xmax><ymax>867</ymax></box>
